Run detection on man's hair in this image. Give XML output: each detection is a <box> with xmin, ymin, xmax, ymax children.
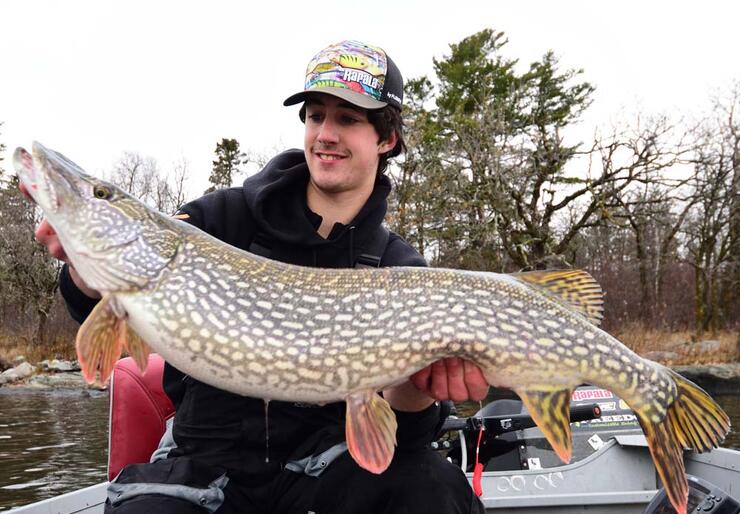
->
<box><xmin>299</xmin><ymin>103</ymin><xmax>406</xmax><ymax>175</ymax></box>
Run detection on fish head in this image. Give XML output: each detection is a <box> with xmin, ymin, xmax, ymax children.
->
<box><xmin>14</xmin><ymin>141</ymin><xmax>181</xmax><ymax>293</ymax></box>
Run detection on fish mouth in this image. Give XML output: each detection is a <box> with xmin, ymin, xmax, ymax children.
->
<box><xmin>14</xmin><ymin>143</ymin><xmax>78</xmax><ymax>214</ymax></box>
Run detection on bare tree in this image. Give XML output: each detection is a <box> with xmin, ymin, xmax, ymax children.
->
<box><xmin>595</xmin><ymin>115</ymin><xmax>699</xmax><ymax>321</ymax></box>
<box><xmin>110</xmin><ymin>152</ymin><xmax>159</xmax><ymax>202</ymax></box>
<box><xmin>167</xmin><ymin>157</ymin><xmax>190</xmax><ymax>213</ymax></box>
<box><xmin>109</xmin><ymin>152</ymin><xmax>192</xmax><ymax>214</ymax></box>
<box><xmin>683</xmin><ymin>86</ymin><xmax>739</xmax><ymax>333</ymax></box>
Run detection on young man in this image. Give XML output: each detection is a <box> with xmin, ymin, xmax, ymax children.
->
<box><xmin>29</xmin><ymin>40</ymin><xmax>488</xmax><ymax>513</ymax></box>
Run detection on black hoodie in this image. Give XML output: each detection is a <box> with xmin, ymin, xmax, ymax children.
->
<box><xmin>59</xmin><ymin>149</ymin><xmax>438</xmax><ymax>483</ymax></box>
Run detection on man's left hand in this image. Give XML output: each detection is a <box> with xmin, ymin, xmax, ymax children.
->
<box><xmin>410</xmin><ymin>358</ymin><xmax>489</xmax><ymax>402</ymax></box>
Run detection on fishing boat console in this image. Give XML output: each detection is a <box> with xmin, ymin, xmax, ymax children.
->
<box><xmin>434</xmin><ymin>385</ymin><xmax>739</xmax><ymax>513</ymax></box>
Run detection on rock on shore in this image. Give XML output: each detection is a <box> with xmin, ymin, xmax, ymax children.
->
<box><xmin>672</xmin><ymin>363</ymin><xmax>740</xmax><ymax>395</ymax></box>
<box><xmin>0</xmin><ymin>357</ymin><xmax>105</xmax><ymax>390</ymax></box>
<box><xmin>0</xmin><ymin>356</ymin><xmax>737</xmax><ymax>394</ymax></box>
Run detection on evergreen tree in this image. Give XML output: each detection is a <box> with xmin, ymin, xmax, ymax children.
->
<box><xmin>0</xmin><ymin>125</ymin><xmax>61</xmax><ymax>343</ymax></box>
<box><xmin>394</xmin><ymin>29</ymin><xmax>600</xmax><ymax>270</ymax></box>
<box><xmin>205</xmin><ymin>138</ymin><xmax>246</xmax><ymax>193</ymax></box>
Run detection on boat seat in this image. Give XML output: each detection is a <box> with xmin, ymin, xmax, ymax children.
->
<box><xmin>108</xmin><ymin>354</ymin><xmax>174</xmax><ymax>481</ymax></box>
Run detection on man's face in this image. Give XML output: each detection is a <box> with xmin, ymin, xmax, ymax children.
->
<box><xmin>303</xmin><ymin>94</ymin><xmax>395</xmax><ymax>195</ymax></box>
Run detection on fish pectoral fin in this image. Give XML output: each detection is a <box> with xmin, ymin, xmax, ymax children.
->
<box><xmin>345</xmin><ymin>390</ymin><xmax>398</xmax><ymax>474</ymax></box>
<box><xmin>123</xmin><ymin>324</ymin><xmax>151</xmax><ymax>374</ymax></box>
<box><xmin>512</xmin><ymin>270</ymin><xmax>604</xmax><ymax>326</ymax></box>
<box><xmin>517</xmin><ymin>388</ymin><xmax>573</xmax><ymax>463</ymax></box>
<box><xmin>76</xmin><ymin>295</ymin><xmax>125</xmax><ymax>384</ymax></box>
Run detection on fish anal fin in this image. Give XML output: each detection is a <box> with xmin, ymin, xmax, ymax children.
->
<box><xmin>76</xmin><ymin>295</ymin><xmax>124</xmax><ymax>384</ymax></box>
<box><xmin>517</xmin><ymin>388</ymin><xmax>573</xmax><ymax>463</ymax></box>
<box><xmin>345</xmin><ymin>390</ymin><xmax>398</xmax><ymax>474</ymax></box>
<box><xmin>512</xmin><ymin>270</ymin><xmax>604</xmax><ymax>326</ymax></box>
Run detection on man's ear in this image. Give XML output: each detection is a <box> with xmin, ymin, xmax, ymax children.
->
<box><xmin>379</xmin><ymin>130</ymin><xmax>398</xmax><ymax>154</ymax></box>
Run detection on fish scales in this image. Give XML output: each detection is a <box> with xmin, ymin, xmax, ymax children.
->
<box><xmin>15</xmin><ymin>142</ymin><xmax>730</xmax><ymax>514</ymax></box>
<box><xmin>122</xmin><ymin>228</ymin><xmax>666</xmax><ymax>411</ymax></box>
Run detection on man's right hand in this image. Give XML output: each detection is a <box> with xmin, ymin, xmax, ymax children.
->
<box><xmin>19</xmin><ymin>182</ymin><xmax>102</xmax><ymax>299</ymax></box>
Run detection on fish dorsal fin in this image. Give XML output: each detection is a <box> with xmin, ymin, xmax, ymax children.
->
<box><xmin>512</xmin><ymin>270</ymin><xmax>604</xmax><ymax>326</ymax></box>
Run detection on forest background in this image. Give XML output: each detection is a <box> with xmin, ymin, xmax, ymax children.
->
<box><xmin>0</xmin><ymin>29</ymin><xmax>737</xmax><ymax>365</ymax></box>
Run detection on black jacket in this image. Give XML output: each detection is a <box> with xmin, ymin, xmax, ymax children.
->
<box><xmin>60</xmin><ymin>149</ymin><xmax>438</xmax><ymax>484</ymax></box>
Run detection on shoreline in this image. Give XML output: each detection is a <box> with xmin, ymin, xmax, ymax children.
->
<box><xmin>672</xmin><ymin>363</ymin><xmax>740</xmax><ymax>395</ymax></box>
<box><xmin>1</xmin><ymin>362</ymin><xmax>738</xmax><ymax>395</ymax></box>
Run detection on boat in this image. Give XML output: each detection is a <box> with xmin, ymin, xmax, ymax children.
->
<box><xmin>9</xmin><ymin>356</ymin><xmax>740</xmax><ymax>513</ymax></box>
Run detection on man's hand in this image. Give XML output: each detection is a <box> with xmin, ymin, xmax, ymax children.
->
<box><xmin>410</xmin><ymin>358</ymin><xmax>489</xmax><ymax>402</ymax></box>
<box><xmin>383</xmin><ymin>358</ymin><xmax>489</xmax><ymax>413</ymax></box>
<box><xmin>18</xmin><ymin>182</ymin><xmax>101</xmax><ymax>299</ymax></box>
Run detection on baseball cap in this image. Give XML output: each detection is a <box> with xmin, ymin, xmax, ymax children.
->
<box><xmin>283</xmin><ymin>40</ymin><xmax>403</xmax><ymax>111</ymax></box>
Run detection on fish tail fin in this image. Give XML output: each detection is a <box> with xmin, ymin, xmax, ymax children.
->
<box><xmin>636</xmin><ymin>371</ymin><xmax>730</xmax><ymax>514</ymax></box>
<box><xmin>666</xmin><ymin>369</ymin><xmax>730</xmax><ymax>451</ymax></box>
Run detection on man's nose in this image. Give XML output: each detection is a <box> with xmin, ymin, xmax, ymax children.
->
<box><xmin>317</xmin><ymin>118</ymin><xmax>339</xmax><ymax>144</ymax></box>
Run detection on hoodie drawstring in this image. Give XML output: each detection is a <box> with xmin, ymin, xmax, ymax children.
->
<box><xmin>348</xmin><ymin>226</ymin><xmax>356</xmax><ymax>267</ymax></box>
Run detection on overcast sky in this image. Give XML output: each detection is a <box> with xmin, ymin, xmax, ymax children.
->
<box><xmin>1</xmin><ymin>0</ymin><xmax>737</xmax><ymax>196</ymax></box>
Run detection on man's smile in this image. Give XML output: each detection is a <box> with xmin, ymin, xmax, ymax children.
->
<box><xmin>316</xmin><ymin>152</ymin><xmax>347</xmax><ymax>161</ymax></box>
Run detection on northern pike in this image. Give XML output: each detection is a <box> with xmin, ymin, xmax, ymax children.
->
<box><xmin>14</xmin><ymin>142</ymin><xmax>730</xmax><ymax>514</ymax></box>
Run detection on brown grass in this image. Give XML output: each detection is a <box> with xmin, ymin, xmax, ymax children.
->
<box><xmin>0</xmin><ymin>334</ymin><xmax>77</xmax><ymax>366</ymax></box>
<box><xmin>1</xmin><ymin>327</ymin><xmax>737</xmax><ymax>369</ymax></box>
<box><xmin>616</xmin><ymin>325</ymin><xmax>740</xmax><ymax>366</ymax></box>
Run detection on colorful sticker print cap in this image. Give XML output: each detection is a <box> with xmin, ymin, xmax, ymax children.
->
<box><xmin>284</xmin><ymin>40</ymin><xmax>403</xmax><ymax>110</ymax></box>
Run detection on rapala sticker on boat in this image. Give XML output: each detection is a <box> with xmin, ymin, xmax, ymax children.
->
<box><xmin>571</xmin><ymin>388</ymin><xmax>613</xmax><ymax>401</ymax></box>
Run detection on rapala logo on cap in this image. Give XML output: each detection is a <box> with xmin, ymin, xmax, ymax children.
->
<box><xmin>342</xmin><ymin>69</ymin><xmax>379</xmax><ymax>89</ymax></box>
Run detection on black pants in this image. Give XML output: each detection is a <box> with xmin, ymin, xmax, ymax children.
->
<box><xmin>105</xmin><ymin>448</ymin><xmax>484</xmax><ymax>514</ymax></box>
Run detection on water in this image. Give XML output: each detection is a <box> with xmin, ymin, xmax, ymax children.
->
<box><xmin>0</xmin><ymin>389</ymin><xmax>109</xmax><ymax>512</ymax></box>
<box><xmin>0</xmin><ymin>388</ymin><xmax>737</xmax><ymax>511</ymax></box>
<box><xmin>716</xmin><ymin>395</ymin><xmax>740</xmax><ymax>450</ymax></box>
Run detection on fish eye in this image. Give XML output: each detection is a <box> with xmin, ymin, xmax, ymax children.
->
<box><xmin>93</xmin><ymin>185</ymin><xmax>112</xmax><ymax>200</ymax></box>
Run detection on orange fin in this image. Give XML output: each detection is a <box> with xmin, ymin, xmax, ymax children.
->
<box><xmin>345</xmin><ymin>390</ymin><xmax>398</xmax><ymax>474</ymax></box>
<box><xmin>638</xmin><ymin>413</ymin><xmax>688</xmax><ymax>514</ymax></box>
<box><xmin>123</xmin><ymin>323</ymin><xmax>151</xmax><ymax>373</ymax></box>
<box><xmin>76</xmin><ymin>295</ymin><xmax>124</xmax><ymax>384</ymax></box>
<box><xmin>517</xmin><ymin>388</ymin><xmax>573</xmax><ymax>463</ymax></box>
<box><xmin>666</xmin><ymin>369</ymin><xmax>730</xmax><ymax>451</ymax></box>
<box><xmin>512</xmin><ymin>270</ymin><xmax>604</xmax><ymax>326</ymax></box>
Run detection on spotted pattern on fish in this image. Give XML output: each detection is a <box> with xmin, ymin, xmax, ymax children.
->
<box><xmin>15</xmin><ymin>142</ymin><xmax>731</xmax><ymax>514</ymax></box>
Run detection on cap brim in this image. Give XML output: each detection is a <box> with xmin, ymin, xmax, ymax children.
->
<box><xmin>283</xmin><ymin>87</ymin><xmax>387</xmax><ymax>109</ymax></box>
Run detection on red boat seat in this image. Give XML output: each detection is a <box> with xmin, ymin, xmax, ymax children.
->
<box><xmin>108</xmin><ymin>354</ymin><xmax>174</xmax><ymax>481</ymax></box>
